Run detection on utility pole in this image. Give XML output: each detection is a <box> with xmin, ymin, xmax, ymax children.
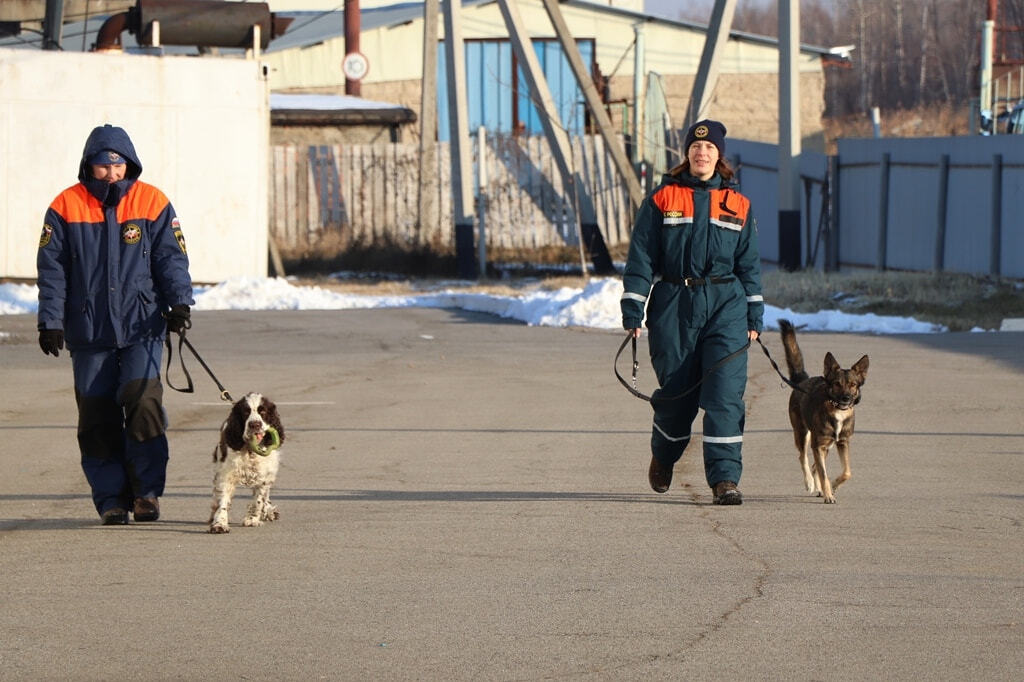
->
<box><xmin>686</xmin><ymin>0</ymin><xmax>737</xmax><ymax>126</ymax></box>
<box><xmin>496</xmin><ymin>0</ymin><xmax>613</xmax><ymax>274</ymax></box>
<box><xmin>980</xmin><ymin>0</ymin><xmax>996</xmax><ymax>123</ymax></box>
<box><xmin>343</xmin><ymin>0</ymin><xmax>364</xmax><ymax>96</ymax></box>
<box><xmin>632</xmin><ymin>22</ymin><xmax>645</xmax><ymax>174</ymax></box>
<box><xmin>537</xmin><ymin>0</ymin><xmax>642</xmax><ymax>212</ymax></box>
<box><xmin>443</xmin><ymin>0</ymin><xmax>476</xmax><ymax>278</ymax></box>
<box><xmin>417</xmin><ymin>0</ymin><xmax>439</xmax><ymax>246</ymax></box>
<box><xmin>778</xmin><ymin>0</ymin><xmax>801</xmax><ymax>271</ymax></box>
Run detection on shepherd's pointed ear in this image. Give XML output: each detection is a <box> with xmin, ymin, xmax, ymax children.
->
<box><xmin>853</xmin><ymin>355</ymin><xmax>869</xmax><ymax>380</ymax></box>
<box><xmin>824</xmin><ymin>352</ymin><xmax>840</xmax><ymax>375</ymax></box>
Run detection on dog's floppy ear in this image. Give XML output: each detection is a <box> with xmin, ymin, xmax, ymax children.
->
<box><xmin>264</xmin><ymin>398</ymin><xmax>285</xmax><ymax>444</ymax></box>
<box><xmin>852</xmin><ymin>355</ymin><xmax>869</xmax><ymax>382</ymax></box>
<box><xmin>223</xmin><ymin>399</ymin><xmax>248</xmax><ymax>451</ymax></box>
<box><xmin>824</xmin><ymin>352</ymin><xmax>841</xmax><ymax>376</ymax></box>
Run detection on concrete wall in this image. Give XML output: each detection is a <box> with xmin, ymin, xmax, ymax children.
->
<box><xmin>0</xmin><ymin>48</ymin><xmax>269</xmax><ymax>283</ymax></box>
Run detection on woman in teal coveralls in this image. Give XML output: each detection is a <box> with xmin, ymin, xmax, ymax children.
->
<box><xmin>620</xmin><ymin>120</ymin><xmax>764</xmax><ymax>505</ymax></box>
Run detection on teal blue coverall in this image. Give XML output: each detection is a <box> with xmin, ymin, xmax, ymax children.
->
<box><xmin>620</xmin><ymin>171</ymin><xmax>763</xmax><ymax>488</ymax></box>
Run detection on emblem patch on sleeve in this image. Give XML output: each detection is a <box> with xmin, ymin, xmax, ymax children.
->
<box><xmin>38</xmin><ymin>224</ymin><xmax>53</xmax><ymax>248</ymax></box>
<box><xmin>173</xmin><ymin>229</ymin><xmax>187</xmax><ymax>253</ymax></box>
<box><xmin>171</xmin><ymin>217</ymin><xmax>187</xmax><ymax>253</ymax></box>
<box><xmin>122</xmin><ymin>223</ymin><xmax>142</xmax><ymax>244</ymax></box>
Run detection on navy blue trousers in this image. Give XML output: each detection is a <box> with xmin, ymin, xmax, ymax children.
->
<box><xmin>71</xmin><ymin>338</ymin><xmax>168</xmax><ymax>516</ymax></box>
<box><xmin>648</xmin><ymin>317</ymin><xmax>749</xmax><ymax>488</ymax></box>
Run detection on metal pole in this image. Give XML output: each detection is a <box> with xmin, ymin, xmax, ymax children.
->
<box><xmin>538</xmin><ymin>0</ymin><xmax>642</xmax><ymax>211</ymax></box>
<box><xmin>42</xmin><ymin>0</ymin><xmax>65</xmax><ymax>50</ymax></box>
<box><xmin>777</xmin><ymin>0</ymin><xmax>801</xmax><ymax>271</ymax></box>
<box><xmin>477</xmin><ymin>126</ymin><xmax>487</xmax><ymax>278</ymax></box>
<box><xmin>418</xmin><ymin>0</ymin><xmax>439</xmax><ymax>247</ymax></box>
<box><xmin>496</xmin><ymin>0</ymin><xmax>612</xmax><ymax>274</ymax></box>
<box><xmin>632</xmin><ymin>23</ymin><xmax>645</xmax><ymax>170</ymax></box>
<box><xmin>344</xmin><ymin>0</ymin><xmax>361</xmax><ymax>96</ymax></box>
<box><xmin>877</xmin><ymin>153</ymin><xmax>890</xmax><ymax>271</ymax></box>
<box><xmin>934</xmin><ymin>154</ymin><xmax>949</xmax><ymax>272</ymax></box>
<box><xmin>826</xmin><ymin>154</ymin><xmax>840</xmax><ymax>272</ymax></box>
<box><xmin>981</xmin><ymin>18</ymin><xmax>994</xmax><ymax>116</ymax></box>
<box><xmin>443</xmin><ymin>0</ymin><xmax>476</xmax><ymax>278</ymax></box>
<box><xmin>686</xmin><ymin>0</ymin><xmax>738</xmax><ymax>126</ymax></box>
<box><xmin>991</xmin><ymin>154</ymin><xmax>1002</xmax><ymax>276</ymax></box>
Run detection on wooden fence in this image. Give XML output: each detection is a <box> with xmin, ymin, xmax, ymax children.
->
<box><xmin>269</xmin><ymin>134</ymin><xmax>635</xmax><ymax>254</ymax></box>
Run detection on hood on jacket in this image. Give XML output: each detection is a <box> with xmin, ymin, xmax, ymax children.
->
<box><xmin>78</xmin><ymin>124</ymin><xmax>143</xmax><ymax>183</ymax></box>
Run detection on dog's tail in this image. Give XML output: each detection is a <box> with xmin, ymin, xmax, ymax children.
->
<box><xmin>778</xmin><ymin>319</ymin><xmax>809</xmax><ymax>384</ymax></box>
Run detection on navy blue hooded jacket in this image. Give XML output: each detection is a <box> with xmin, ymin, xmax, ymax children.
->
<box><xmin>37</xmin><ymin>124</ymin><xmax>194</xmax><ymax>350</ymax></box>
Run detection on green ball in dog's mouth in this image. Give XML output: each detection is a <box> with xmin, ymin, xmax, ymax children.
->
<box><xmin>249</xmin><ymin>425</ymin><xmax>280</xmax><ymax>456</ymax></box>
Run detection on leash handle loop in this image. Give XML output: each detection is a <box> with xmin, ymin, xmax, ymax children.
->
<box><xmin>631</xmin><ymin>335</ymin><xmax>639</xmax><ymax>390</ymax></box>
<box><xmin>614</xmin><ymin>332</ymin><xmax>651</xmax><ymax>401</ymax></box>
<box><xmin>164</xmin><ymin>329</ymin><xmax>234</xmax><ymax>403</ymax></box>
<box><xmin>164</xmin><ymin>331</ymin><xmax>195</xmax><ymax>395</ymax></box>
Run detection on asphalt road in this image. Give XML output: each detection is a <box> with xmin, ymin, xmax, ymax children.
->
<box><xmin>1</xmin><ymin>309</ymin><xmax>1021</xmax><ymax>681</ymax></box>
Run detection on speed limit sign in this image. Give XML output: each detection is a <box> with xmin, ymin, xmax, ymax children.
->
<box><xmin>342</xmin><ymin>52</ymin><xmax>369</xmax><ymax>81</ymax></box>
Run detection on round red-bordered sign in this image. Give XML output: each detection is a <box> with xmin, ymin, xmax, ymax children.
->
<box><xmin>342</xmin><ymin>52</ymin><xmax>369</xmax><ymax>81</ymax></box>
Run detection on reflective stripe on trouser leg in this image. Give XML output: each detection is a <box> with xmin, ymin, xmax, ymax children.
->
<box><xmin>698</xmin><ymin>328</ymin><xmax>748</xmax><ymax>487</ymax></box>
<box><xmin>650</xmin><ymin>393</ymin><xmax>699</xmax><ymax>466</ymax></box>
<box><xmin>647</xmin><ymin>308</ymin><xmax>702</xmax><ymax>468</ymax></box>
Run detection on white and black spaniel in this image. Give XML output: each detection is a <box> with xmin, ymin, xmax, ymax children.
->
<box><xmin>208</xmin><ymin>392</ymin><xmax>286</xmax><ymax>534</ymax></box>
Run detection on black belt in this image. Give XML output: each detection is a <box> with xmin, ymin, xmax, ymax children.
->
<box><xmin>660</xmin><ymin>275</ymin><xmax>734</xmax><ymax>287</ymax></box>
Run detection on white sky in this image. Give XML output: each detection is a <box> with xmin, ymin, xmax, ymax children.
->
<box><xmin>0</xmin><ymin>276</ymin><xmax>955</xmax><ymax>334</ymax></box>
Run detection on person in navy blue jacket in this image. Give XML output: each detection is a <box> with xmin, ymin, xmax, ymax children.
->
<box><xmin>37</xmin><ymin>124</ymin><xmax>194</xmax><ymax>525</ymax></box>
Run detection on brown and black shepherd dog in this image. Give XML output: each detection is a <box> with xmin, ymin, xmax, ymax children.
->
<box><xmin>778</xmin><ymin>319</ymin><xmax>869</xmax><ymax>503</ymax></box>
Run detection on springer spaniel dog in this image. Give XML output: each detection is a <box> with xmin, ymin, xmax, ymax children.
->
<box><xmin>208</xmin><ymin>392</ymin><xmax>286</xmax><ymax>534</ymax></box>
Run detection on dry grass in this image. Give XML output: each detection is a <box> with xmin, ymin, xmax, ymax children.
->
<box><xmin>821</xmin><ymin>104</ymin><xmax>971</xmax><ymax>153</ymax></box>
<box><xmin>763</xmin><ymin>269</ymin><xmax>1024</xmax><ymax>331</ymax></box>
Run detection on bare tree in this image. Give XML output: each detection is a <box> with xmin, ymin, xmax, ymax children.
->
<box><xmin>824</xmin><ymin>0</ymin><xmax>984</xmax><ymax>115</ymax></box>
<box><xmin>668</xmin><ymin>0</ymin><xmax>987</xmax><ymax>117</ymax></box>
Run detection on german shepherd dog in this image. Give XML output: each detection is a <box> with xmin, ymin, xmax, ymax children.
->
<box><xmin>778</xmin><ymin>320</ymin><xmax>869</xmax><ymax>503</ymax></box>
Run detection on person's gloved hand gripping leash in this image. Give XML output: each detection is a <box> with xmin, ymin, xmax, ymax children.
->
<box><xmin>165</xmin><ymin>304</ymin><xmax>191</xmax><ymax>334</ymax></box>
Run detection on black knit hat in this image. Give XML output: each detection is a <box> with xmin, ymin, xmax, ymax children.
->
<box><xmin>87</xmin><ymin>149</ymin><xmax>126</xmax><ymax>165</ymax></box>
<box><xmin>683</xmin><ymin>119</ymin><xmax>727</xmax><ymax>156</ymax></box>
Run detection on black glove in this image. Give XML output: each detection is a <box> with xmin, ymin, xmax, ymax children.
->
<box><xmin>39</xmin><ymin>329</ymin><xmax>64</xmax><ymax>357</ymax></box>
<box><xmin>165</xmin><ymin>304</ymin><xmax>191</xmax><ymax>334</ymax></box>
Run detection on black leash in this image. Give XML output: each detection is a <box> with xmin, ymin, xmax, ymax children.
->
<box><xmin>614</xmin><ymin>331</ymin><xmax>806</xmax><ymax>402</ymax></box>
<box><xmin>164</xmin><ymin>321</ymin><xmax>234</xmax><ymax>403</ymax></box>
<box><xmin>753</xmin><ymin>336</ymin><xmax>807</xmax><ymax>392</ymax></box>
<box><xmin>614</xmin><ymin>331</ymin><xmax>750</xmax><ymax>403</ymax></box>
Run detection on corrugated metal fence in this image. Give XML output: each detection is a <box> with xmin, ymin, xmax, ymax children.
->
<box><xmin>269</xmin><ymin>133</ymin><xmax>634</xmax><ymax>254</ymax></box>
<box><xmin>728</xmin><ymin>135</ymin><xmax>1024</xmax><ymax>279</ymax></box>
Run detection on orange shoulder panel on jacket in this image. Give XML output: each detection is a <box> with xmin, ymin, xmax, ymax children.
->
<box><xmin>651</xmin><ymin>185</ymin><xmax>695</xmax><ymax>217</ymax></box>
<box><xmin>709</xmin><ymin>189</ymin><xmax>751</xmax><ymax>227</ymax></box>
<box><xmin>49</xmin><ymin>184</ymin><xmax>104</xmax><ymax>224</ymax></box>
<box><xmin>117</xmin><ymin>181</ymin><xmax>170</xmax><ymax>223</ymax></box>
